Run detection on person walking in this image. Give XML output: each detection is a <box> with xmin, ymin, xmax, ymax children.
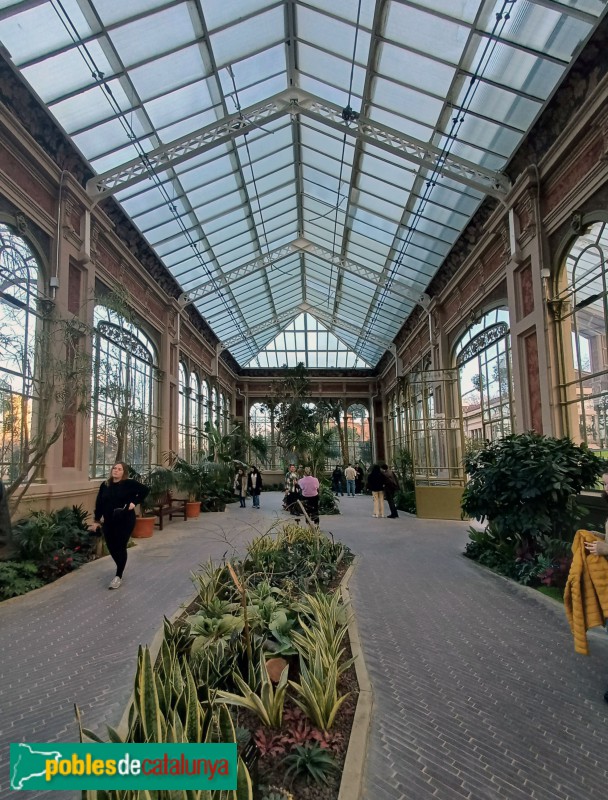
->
<box><xmin>381</xmin><ymin>463</ymin><xmax>400</xmax><ymax>519</ymax></box>
<box><xmin>89</xmin><ymin>462</ymin><xmax>149</xmax><ymax>589</ymax></box>
<box><xmin>298</xmin><ymin>467</ymin><xmax>320</xmax><ymax>525</ymax></box>
<box><xmin>367</xmin><ymin>464</ymin><xmax>386</xmax><ymax>518</ymax></box>
<box><xmin>284</xmin><ymin>463</ymin><xmax>301</xmax><ymax>515</ymax></box>
<box><xmin>234</xmin><ymin>468</ymin><xmax>247</xmax><ymax>508</ymax></box>
<box><xmin>355</xmin><ymin>463</ymin><xmax>365</xmax><ymax>495</ymax></box>
<box><xmin>247</xmin><ymin>465</ymin><xmax>263</xmax><ymax>509</ymax></box>
<box><xmin>344</xmin><ymin>463</ymin><xmax>357</xmax><ymax>497</ymax></box>
<box><xmin>331</xmin><ymin>465</ymin><xmax>344</xmax><ymax>496</ymax></box>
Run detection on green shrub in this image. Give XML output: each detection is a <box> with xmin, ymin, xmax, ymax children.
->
<box><xmin>0</xmin><ymin>561</ymin><xmax>45</xmax><ymax>600</ymax></box>
<box><xmin>13</xmin><ymin>505</ymin><xmax>91</xmax><ymax>561</ymax></box>
<box><xmin>462</xmin><ymin>432</ymin><xmax>606</xmax><ymax>546</ymax></box>
<box><xmin>318</xmin><ymin>481</ymin><xmax>340</xmax><ymax>515</ymax></box>
<box><xmin>282</xmin><ymin>743</ymin><xmax>339</xmax><ymax>786</ymax></box>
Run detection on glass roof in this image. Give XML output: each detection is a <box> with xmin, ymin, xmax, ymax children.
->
<box><xmin>247</xmin><ymin>312</ymin><xmax>370</xmax><ymax>368</ymax></box>
<box><xmin>0</xmin><ymin>0</ymin><xmax>605</xmax><ymax>368</ymax></box>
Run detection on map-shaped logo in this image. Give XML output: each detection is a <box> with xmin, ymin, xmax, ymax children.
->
<box><xmin>10</xmin><ymin>743</ymin><xmax>62</xmax><ymax>789</ymax></box>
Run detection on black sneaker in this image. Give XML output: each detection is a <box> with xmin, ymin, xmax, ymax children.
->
<box><xmin>604</xmin><ymin>688</ymin><xmax>608</xmax><ymax>704</ymax></box>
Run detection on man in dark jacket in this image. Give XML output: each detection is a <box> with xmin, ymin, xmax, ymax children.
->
<box><xmin>331</xmin><ymin>465</ymin><xmax>343</xmax><ymax>496</ymax></box>
<box><xmin>381</xmin><ymin>464</ymin><xmax>400</xmax><ymax>519</ymax></box>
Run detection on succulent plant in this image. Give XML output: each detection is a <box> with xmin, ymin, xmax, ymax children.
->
<box><xmin>260</xmin><ymin>787</ymin><xmax>294</xmax><ymax>800</ymax></box>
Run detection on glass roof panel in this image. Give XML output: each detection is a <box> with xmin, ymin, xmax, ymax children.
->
<box><xmin>367</xmin><ymin>103</ymin><xmax>435</xmax><ymax>145</ymax></box>
<box><xmin>21</xmin><ymin>39</ymin><xmax>113</xmax><ymax>102</ymax></box>
<box><xmin>298</xmin><ymin>75</ymin><xmax>361</xmax><ymax>109</ymax></box>
<box><xmin>373</xmin><ymin>77</ymin><xmax>444</xmax><ymax>127</ymax></box>
<box><xmin>385</xmin><ymin>1</ymin><xmax>471</xmax><ymax>63</ymax></box>
<box><xmin>298</xmin><ymin>44</ymin><xmax>366</xmax><ymax>99</ymax></box>
<box><xmin>478</xmin><ymin>1</ymin><xmax>591</xmax><ymax>61</ymax></box>
<box><xmin>376</xmin><ymin>41</ymin><xmax>457</xmax><ymax>98</ymax></box>
<box><xmin>303</xmin><ymin>0</ymin><xmax>376</xmax><ymax>28</ymax></box>
<box><xmin>297</xmin><ymin>6</ymin><xmax>372</xmax><ymax>63</ymax></box>
<box><xmin>209</xmin><ymin>6</ymin><xmax>284</xmax><ymax>68</ymax></box>
<box><xmin>144</xmin><ymin>81</ymin><xmax>215</xmax><ymax>130</ymax></box>
<box><xmin>109</xmin><ymin>4</ymin><xmax>197</xmax><ymax>67</ymax></box>
<box><xmin>50</xmin><ymin>80</ymin><xmax>132</xmax><ymax>133</ymax></box>
<box><xmin>203</xmin><ymin>0</ymin><xmax>279</xmax><ymax>31</ymax></box>
<box><xmin>219</xmin><ymin>43</ymin><xmax>286</xmax><ymax>96</ymax></box>
<box><xmin>1</xmin><ymin>2</ymin><xmax>95</xmax><ymax>64</ymax></box>
<box><xmin>227</xmin><ymin>74</ymin><xmax>287</xmax><ymax>111</ymax></box>
<box><xmin>72</xmin><ymin>116</ymin><xmax>152</xmax><ymax>159</ymax></box>
<box><xmin>129</xmin><ymin>44</ymin><xmax>210</xmax><ymax>101</ymax></box>
<box><xmin>95</xmin><ymin>0</ymin><xmax>170</xmax><ymax>26</ymax></box>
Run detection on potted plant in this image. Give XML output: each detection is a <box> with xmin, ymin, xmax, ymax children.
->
<box><xmin>133</xmin><ymin>466</ymin><xmax>176</xmax><ymax>537</ymax></box>
<box><xmin>171</xmin><ymin>457</ymin><xmax>205</xmax><ymax>518</ymax></box>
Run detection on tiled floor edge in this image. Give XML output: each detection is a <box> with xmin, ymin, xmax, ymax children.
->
<box><xmin>338</xmin><ymin>555</ymin><xmax>373</xmax><ymax>800</ymax></box>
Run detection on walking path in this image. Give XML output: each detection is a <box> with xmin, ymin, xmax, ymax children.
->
<box><xmin>1</xmin><ymin>492</ymin><xmax>607</xmax><ymax>799</ymax></box>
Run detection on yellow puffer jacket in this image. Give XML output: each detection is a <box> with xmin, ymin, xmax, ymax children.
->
<box><xmin>564</xmin><ymin>530</ymin><xmax>608</xmax><ymax>655</ymax></box>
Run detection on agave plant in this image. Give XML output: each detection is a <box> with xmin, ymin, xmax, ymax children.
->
<box><xmin>289</xmin><ymin>649</ymin><xmax>350</xmax><ymax>732</ymax></box>
<box><xmin>76</xmin><ymin>643</ymin><xmax>254</xmax><ymax>799</ymax></box>
<box><xmin>217</xmin><ymin>654</ymin><xmax>289</xmax><ymax>728</ymax></box>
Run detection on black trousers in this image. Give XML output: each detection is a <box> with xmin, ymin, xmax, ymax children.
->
<box><xmin>385</xmin><ymin>492</ymin><xmax>399</xmax><ymax>517</ymax></box>
<box><xmin>103</xmin><ymin>511</ymin><xmax>135</xmax><ymax>578</ymax></box>
<box><xmin>303</xmin><ymin>495</ymin><xmax>320</xmax><ymax>525</ymax></box>
<box><xmin>285</xmin><ymin>491</ymin><xmax>302</xmax><ymax>514</ymax></box>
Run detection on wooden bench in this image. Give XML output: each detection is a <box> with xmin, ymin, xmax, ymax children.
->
<box><xmin>153</xmin><ymin>493</ymin><xmax>188</xmax><ymax>530</ymax></box>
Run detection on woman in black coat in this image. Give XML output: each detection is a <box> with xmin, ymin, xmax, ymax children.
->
<box><xmin>366</xmin><ymin>464</ymin><xmax>386</xmax><ymax>519</ymax></box>
<box><xmin>247</xmin><ymin>466</ymin><xmax>263</xmax><ymax>509</ymax></box>
<box><xmin>90</xmin><ymin>462</ymin><xmax>149</xmax><ymax>589</ymax></box>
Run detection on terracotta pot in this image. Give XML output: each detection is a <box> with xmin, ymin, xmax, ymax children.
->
<box><xmin>186</xmin><ymin>501</ymin><xmax>201</xmax><ymax>518</ymax></box>
<box><xmin>132</xmin><ymin>516</ymin><xmax>155</xmax><ymax>538</ymax></box>
<box><xmin>265</xmin><ymin>657</ymin><xmax>289</xmax><ymax>683</ymax></box>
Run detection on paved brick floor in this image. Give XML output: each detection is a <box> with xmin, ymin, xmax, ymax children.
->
<box><xmin>0</xmin><ymin>504</ymin><xmax>269</xmax><ymax>799</ymax></box>
<box><xmin>2</xmin><ymin>493</ymin><xmax>608</xmax><ymax>799</ymax></box>
<box><xmin>324</xmin><ymin>500</ymin><xmax>608</xmax><ymax>800</ymax></box>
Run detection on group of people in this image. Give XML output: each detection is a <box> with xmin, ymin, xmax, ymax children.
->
<box><xmin>283</xmin><ymin>463</ymin><xmax>320</xmax><ymax>524</ymax></box>
<box><xmin>331</xmin><ymin>463</ymin><xmax>365</xmax><ymax>496</ymax></box>
<box><xmin>233</xmin><ymin>466</ymin><xmax>263</xmax><ymax>508</ymax></box>
<box><xmin>367</xmin><ymin>463</ymin><xmax>401</xmax><ymax>519</ymax></box>
<box><xmin>331</xmin><ymin>461</ymin><xmax>401</xmax><ymax>519</ymax></box>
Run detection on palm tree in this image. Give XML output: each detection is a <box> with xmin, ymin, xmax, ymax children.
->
<box><xmin>316</xmin><ymin>399</ymin><xmax>348</xmax><ymax>465</ymax></box>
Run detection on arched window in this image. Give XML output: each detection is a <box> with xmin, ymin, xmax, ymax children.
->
<box><xmin>0</xmin><ymin>224</ymin><xmax>40</xmax><ymax>482</ymax></box>
<box><xmin>387</xmin><ymin>393</ymin><xmax>398</xmax><ymax>461</ymax></box>
<box><xmin>250</xmin><ymin>402</ymin><xmax>276</xmax><ymax>468</ymax></box>
<box><xmin>556</xmin><ymin>219</ymin><xmax>608</xmax><ymax>449</ymax></box>
<box><xmin>223</xmin><ymin>393</ymin><xmax>231</xmax><ymax>434</ymax></box>
<box><xmin>214</xmin><ymin>387</ymin><xmax>220</xmax><ymax>429</ymax></box>
<box><xmin>219</xmin><ymin>391</ymin><xmax>226</xmax><ymax>434</ymax></box>
<box><xmin>346</xmin><ymin>404</ymin><xmax>371</xmax><ymax>465</ymax></box>
<box><xmin>91</xmin><ymin>304</ymin><xmax>159</xmax><ymax>477</ymax></box>
<box><xmin>201</xmin><ymin>379</ymin><xmax>210</xmax><ymax>447</ymax></box>
<box><xmin>455</xmin><ymin>307</ymin><xmax>513</xmax><ymax>444</ymax></box>
<box><xmin>190</xmin><ymin>372</ymin><xmax>202</xmax><ymax>458</ymax></box>
<box><xmin>178</xmin><ymin>362</ymin><xmax>188</xmax><ymax>459</ymax></box>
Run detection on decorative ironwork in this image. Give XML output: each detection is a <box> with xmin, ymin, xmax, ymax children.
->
<box><xmin>86</xmin><ymin>89</ymin><xmax>509</xmax><ymax>202</ymax></box>
<box><xmin>456</xmin><ymin>323</ymin><xmax>509</xmax><ymax>366</ymax></box>
<box><xmin>97</xmin><ymin>321</ymin><xmax>153</xmax><ymax>363</ymax></box>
